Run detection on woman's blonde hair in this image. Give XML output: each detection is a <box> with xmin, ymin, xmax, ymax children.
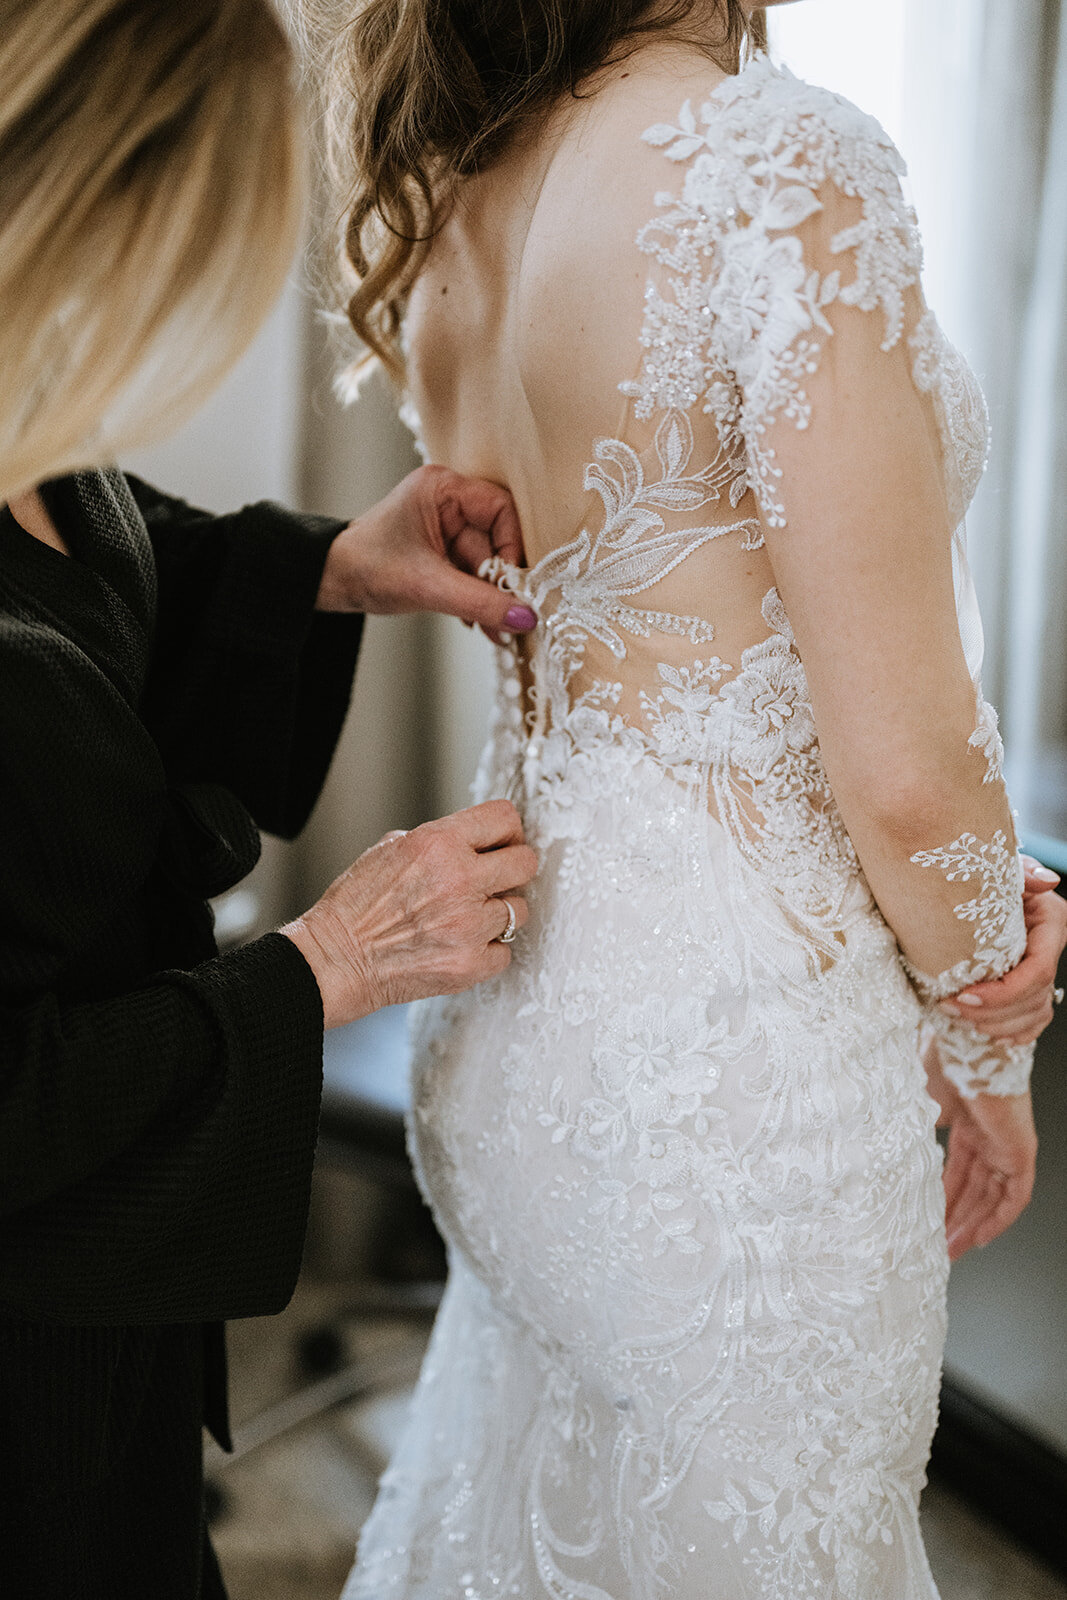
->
<box><xmin>302</xmin><ymin>0</ymin><xmax>767</xmax><ymax>383</ymax></box>
<box><xmin>0</xmin><ymin>0</ymin><xmax>304</xmax><ymax>503</ymax></box>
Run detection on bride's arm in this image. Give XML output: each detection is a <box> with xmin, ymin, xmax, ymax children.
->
<box><xmin>751</xmin><ymin>212</ymin><xmax>1032</xmax><ymax>1100</ymax></box>
<box><xmin>949</xmin><ymin>861</ymin><xmax>1065</xmax><ymax>1044</ymax></box>
<box><xmin>632</xmin><ymin>72</ymin><xmax>1049</xmax><ymax>1248</ymax></box>
<box><xmin>679</xmin><ymin>107</ymin><xmax>1038</xmax><ymax>1103</ymax></box>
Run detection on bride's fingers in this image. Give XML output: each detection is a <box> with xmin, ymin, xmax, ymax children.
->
<box><xmin>950</xmin><ymin>895</ymin><xmax>1065</xmax><ymax>1017</ymax></box>
<box><xmin>1004</xmin><ymin>1016</ymin><xmax>1055</xmax><ymax>1045</ymax></box>
<box><xmin>949</xmin><ymin>1164</ymin><xmax>1031</xmax><ymax>1259</ymax></box>
<box><xmin>954</xmin><ymin>1004</ymin><xmax>1053</xmax><ymax>1043</ymax></box>
<box><xmin>945</xmin><ymin>1148</ymin><xmax>989</xmax><ymax>1244</ymax></box>
<box><xmin>1021</xmin><ymin>855</ymin><xmax>1061</xmax><ymax>891</ymax></box>
<box><xmin>948</xmin><ymin>1174</ymin><xmax>1006</xmax><ymax>1260</ymax></box>
<box><xmin>985</xmin><ymin>1010</ymin><xmax>1052</xmax><ymax>1044</ymax></box>
<box><xmin>973</xmin><ymin>1173</ymin><xmax>1032</xmax><ymax>1249</ymax></box>
<box><xmin>941</xmin><ymin>1133</ymin><xmax>974</xmax><ymax>1219</ymax></box>
<box><xmin>938</xmin><ymin>994</ymin><xmax>1047</xmax><ymax>1027</ymax></box>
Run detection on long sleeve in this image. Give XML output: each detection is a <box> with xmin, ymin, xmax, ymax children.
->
<box><xmin>129</xmin><ymin>476</ymin><xmax>363</xmax><ymax>839</ymax></box>
<box><xmin>666</xmin><ymin>73</ymin><xmax>1031</xmax><ymax>1097</ymax></box>
<box><xmin>0</xmin><ymin>933</ymin><xmax>326</xmax><ymax>1324</ymax></box>
<box><xmin>0</xmin><ymin>477</ymin><xmax>345</xmax><ymax>1324</ymax></box>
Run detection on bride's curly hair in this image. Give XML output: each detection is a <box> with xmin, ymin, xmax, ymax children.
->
<box><xmin>301</xmin><ymin>0</ymin><xmax>767</xmax><ymax>381</ymax></box>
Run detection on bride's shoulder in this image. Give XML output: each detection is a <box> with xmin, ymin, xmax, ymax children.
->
<box><xmin>569</xmin><ymin>48</ymin><xmax>904</xmax><ymax>198</ymax></box>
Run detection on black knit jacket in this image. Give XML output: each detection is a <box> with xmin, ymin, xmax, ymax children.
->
<box><xmin>0</xmin><ymin>469</ymin><xmax>363</xmax><ymax>1598</ymax></box>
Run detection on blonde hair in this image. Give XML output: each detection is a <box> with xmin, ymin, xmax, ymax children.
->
<box><xmin>0</xmin><ymin>0</ymin><xmax>304</xmax><ymax>503</ymax></box>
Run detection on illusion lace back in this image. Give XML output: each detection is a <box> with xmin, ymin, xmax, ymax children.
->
<box><xmin>345</xmin><ymin>58</ymin><xmax>1032</xmax><ymax>1600</ymax></box>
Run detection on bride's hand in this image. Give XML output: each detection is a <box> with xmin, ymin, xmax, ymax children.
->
<box><xmin>937</xmin><ymin>856</ymin><xmax>1066</xmax><ymax>1045</ymax></box>
<box><xmin>280</xmin><ymin>800</ymin><xmax>536</xmax><ymax>1028</ymax></box>
<box><xmin>314</xmin><ymin>464</ymin><xmax>538</xmax><ymax>645</ymax></box>
<box><xmin>924</xmin><ymin>1043</ymin><xmax>1038</xmax><ymax>1261</ymax></box>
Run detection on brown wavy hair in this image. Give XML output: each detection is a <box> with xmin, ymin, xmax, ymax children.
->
<box><xmin>302</xmin><ymin>1</ymin><xmax>767</xmax><ymax>381</ymax></box>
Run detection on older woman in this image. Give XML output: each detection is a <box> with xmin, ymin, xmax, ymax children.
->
<box><xmin>0</xmin><ymin>1</ymin><xmax>538</xmax><ymax>1595</ymax></box>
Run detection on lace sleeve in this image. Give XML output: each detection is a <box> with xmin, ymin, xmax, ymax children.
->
<box><xmin>639</xmin><ymin>65</ymin><xmax>1032</xmax><ymax>1099</ymax></box>
<box><xmin>903</xmin><ymin>835</ymin><xmax>1031</xmax><ymax>1097</ymax></box>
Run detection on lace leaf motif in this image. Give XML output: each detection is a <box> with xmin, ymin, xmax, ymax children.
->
<box><xmin>632</xmin><ymin>61</ymin><xmax>924</xmax><ymax>528</ymax></box>
<box><xmin>969</xmin><ymin>691</ymin><xmax>1005</xmax><ymax>785</ymax></box>
<box><xmin>484</xmin><ymin>408</ymin><xmax>760</xmax><ymax>677</ymax></box>
<box><xmin>635</xmin><ymin>65</ymin><xmax>1030</xmax><ymax>1096</ymax></box>
<box><xmin>906</xmin><ymin>829</ymin><xmax>1031</xmax><ymax>1098</ymax></box>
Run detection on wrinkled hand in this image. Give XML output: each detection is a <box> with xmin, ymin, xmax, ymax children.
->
<box><xmin>938</xmin><ymin>856</ymin><xmax>1067</xmax><ymax>1044</ymax></box>
<box><xmin>924</xmin><ymin>1042</ymin><xmax>1037</xmax><ymax>1261</ymax></box>
<box><xmin>316</xmin><ymin>464</ymin><xmax>537</xmax><ymax>644</ymax></box>
<box><xmin>280</xmin><ymin>800</ymin><xmax>536</xmax><ymax>1028</ymax></box>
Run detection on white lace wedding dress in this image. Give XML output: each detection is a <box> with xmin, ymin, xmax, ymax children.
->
<box><xmin>344</xmin><ymin>57</ymin><xmax>1033</xmax><ymax>1600</ymax></box>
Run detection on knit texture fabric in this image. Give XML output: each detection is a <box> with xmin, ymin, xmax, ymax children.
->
<box><xmin>0</xmin><ymin>470</ymin><xmax>362</xmax><ymax>1596</ymax></box>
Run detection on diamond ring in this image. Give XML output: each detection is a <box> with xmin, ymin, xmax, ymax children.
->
<box><xmin>496</xmin><ymin>898</ymin><xmax>518</xmax><ymax>944</ymax></box>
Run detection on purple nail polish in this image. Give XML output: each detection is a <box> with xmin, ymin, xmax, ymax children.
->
<box><xmin>504</xmin><ymin>604</ymin><xmax>537</xmax><ymax>631</ymax></box>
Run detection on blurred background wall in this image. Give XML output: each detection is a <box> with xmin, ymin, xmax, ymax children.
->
<box><xmin>124</xmin><ymin>277</ymin><xmax>496</xmax><ymax>913</ymax></box>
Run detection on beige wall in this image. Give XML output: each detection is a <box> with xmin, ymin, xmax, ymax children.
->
<box><xmin>294</xmin><ymin>342</ymin><xmax>435</xmax><ymax>898</ymax></box>
<box><xmin>121</xmin><ymin>282</ymin><xmax>307</xmax><ymax>932</ymax></box>
<box><xmin>120</xmin><ymin>281</ymin><xmax>487</xmax><ymax>917</ymax></box>
<box><xmin>292</xmin><ymin>315</ymin><xmax>500</xmax><ymax>897</ymax></box>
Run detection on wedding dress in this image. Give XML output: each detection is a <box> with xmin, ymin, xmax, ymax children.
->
<box><xmin>344</xmin><ymin>56</ymin><xmax>1033</xmax><ymax>1600</ymax></box>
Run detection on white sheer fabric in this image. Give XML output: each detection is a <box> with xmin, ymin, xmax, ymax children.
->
<box><xmin>345</xmin><ymin>56</ymin><xmax>1031</xmax><ymax>1600</ymax></box>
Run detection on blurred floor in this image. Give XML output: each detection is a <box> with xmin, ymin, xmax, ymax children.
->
<box><xmin>210</xmin><ymin>1273</ymin><xmax>1067</xmax><ymax>1600</ymax></box>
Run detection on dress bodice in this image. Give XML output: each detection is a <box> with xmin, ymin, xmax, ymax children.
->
<box><xmin>407</xmin><ymin>55</ymin><xmax>1027</xmax><ymax>1098</ymax></box>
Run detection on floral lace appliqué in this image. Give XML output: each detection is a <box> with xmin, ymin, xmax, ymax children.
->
<box><xmin>633</xmin><ymin>61</ymin><xmax>924</xmax><ymax>528</ymax></box>
<box><xmin>352</xmin><ymin>55</ymin><xmax>1021</xmax><ymax>1600</ymax></box>
<box><xmin>906</xmin><ymin>830</ymin><xmax>1030</xmax><ymax>1098</ymax></box>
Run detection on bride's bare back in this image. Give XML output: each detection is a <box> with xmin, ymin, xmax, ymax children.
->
<box><xmin>408</xmin><ymin>50</ymin><xmax>738</xmax><ymax>564</ymax></box>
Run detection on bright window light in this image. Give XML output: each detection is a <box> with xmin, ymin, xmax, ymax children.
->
<box><xmin>766</xmin><ymin>2</ymin><xmax>967</xmax><ymax>341</ymax></box>
<box><xmin>768</xmin><ymin>1</ymin><xmax>907</xmax><ymax>147</ymax></box>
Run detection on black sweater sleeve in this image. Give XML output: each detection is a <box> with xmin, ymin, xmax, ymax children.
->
<box><xmin>0</xmin><ymin>934</ymin><xmax>326</xmax><ymax>1325</ymax></box>
<box><xmin>129</xmin><ymin>476</ymin><xmax>364</xmax><ymax>839</ymax></box>
<box><xmin>0</xmin><ymin>472</ymin><xmax>371</xmax><ymax>1326</ymax></box>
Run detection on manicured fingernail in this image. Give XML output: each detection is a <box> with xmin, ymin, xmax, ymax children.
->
<box><xmin>1033</xmin><ymin>866</ymin><xmax>1060</xmax><ymax>883</ymax></box>
<box><xmin>504</xmin><ymin>604</ymin><xmax>537</xmax><ymax>631</ymax></box>
<box><xmin>939</xmin><ymin>1001</ymin><xmax>961</xmax><ymax>1015</ymax></box>
<box><xmin>955</xmin><ymin>993</ymin><xmax>983</xmax><ymax>1007</ymax></box>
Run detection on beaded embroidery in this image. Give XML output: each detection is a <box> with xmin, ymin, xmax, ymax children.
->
<box><xmin>348</xmin><ymin>55</ymin><xmax>1029</xmax><ymax>1600</ymax></box>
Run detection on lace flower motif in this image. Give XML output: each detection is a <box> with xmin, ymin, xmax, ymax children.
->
<box><xmin>969</xmin><ymin>690</ymin><xmax>1005</xmax><ymax>785</ymax></box>
<box><xmin>633</xmin><ymin>61</ymin><xmax>926</xmax><ymax>527</ymax></box>
<box><xmin>906</xmin><ymin>830</ymin><xmax>1032</xmax><ymax>1098</ymax></box>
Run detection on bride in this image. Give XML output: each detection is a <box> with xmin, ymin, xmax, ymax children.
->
<box><xmin>306</xmin><ymin>1</ymin><xmax>1057</xmax><ymax>1593</ymax></box>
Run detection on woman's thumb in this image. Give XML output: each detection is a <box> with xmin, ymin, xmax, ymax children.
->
<box><xmin>432</xmin><ymin>565</ymin><xmax>537</xmax><ymax>633</ymax></box>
